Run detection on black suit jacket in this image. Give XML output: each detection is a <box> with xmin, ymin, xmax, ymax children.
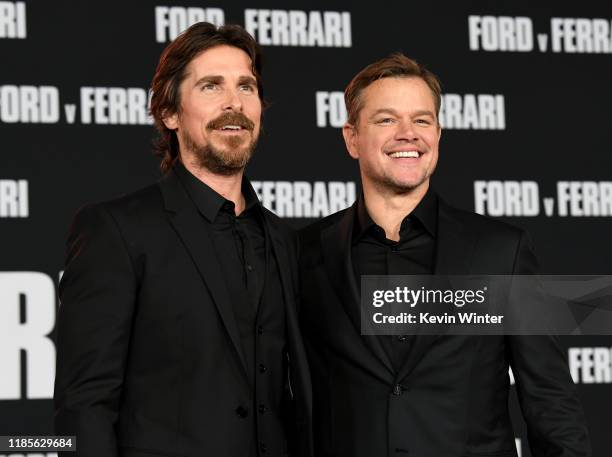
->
<box><xmin>54</xmin><ymin>170</ymin><xmax>312</xmax><ymax>457</ymax></box>
<box><xmin>299</xmin><ymin>198</ymin><xmax>590</xmax><ymax>457</ymax></box>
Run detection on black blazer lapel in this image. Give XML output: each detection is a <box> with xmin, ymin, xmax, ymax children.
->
<box><xmin>158</xmin><ymin>171</ymin><xmax>248</xmax><ymax>374</ymax></box>
<box><xmin>434</xmin><ymin>198</ymin><xmax>477</xmax><ymax>275</ymax></box>
<box><xmin>321</xmin><ymin>204</ymin><xmax>394</xmax><ymax>375</ymax></box>
<box><xmin>396</xmin><ymin>197</ymin><xmax>478</xmax><ymax>383</ymax></box>
<box><xmin>261</xmin><ymin>214</ymin><xmax>297</xmax><ymax>314</ymax></box>
<box><xmin>262</xmin><ymin>214</ymin><xmax>313</xmax><ymax>430</ymax></box>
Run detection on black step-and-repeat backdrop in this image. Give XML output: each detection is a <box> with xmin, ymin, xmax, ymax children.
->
<box><xmin>1</xmin><ymin>2</ymin><xmax>611</xmax><ymax>456</ymax></box>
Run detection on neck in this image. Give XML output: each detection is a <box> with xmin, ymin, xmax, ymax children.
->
<box><xmin>181</xmin><ymin>156</ymin><xmax>246</xmax><ymax>215</ymax></box>
<box><xmin>362</xmin><ymin>178</ymin><xmax>429</xmax><ymax>242</ymax></box>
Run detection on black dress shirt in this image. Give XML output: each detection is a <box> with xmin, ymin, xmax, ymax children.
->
<box><xmin>352</xmin><ymin>190</ymin><xmax>438</xmax><ymax>371</ymax></box>
<box><xmin>175</xmin><ymin>162</ymin><xmax>289</xmax><ymax>456</ymax></box>
<box><xmin>174</xmin><ymin>161</ymin><xmax>266</xmax><ymax>312</ymax></box>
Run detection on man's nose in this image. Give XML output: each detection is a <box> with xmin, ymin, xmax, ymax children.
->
<box><xmin>222</xmin><ymin>88</ymin><xmax>243</xmax><ymax>111</ymax></box>
<box><xmin>394</xmin><ymin>120</ymin><xmax>418</xmax><ymax>142</ymax></box>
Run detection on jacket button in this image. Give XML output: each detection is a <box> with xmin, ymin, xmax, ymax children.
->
<box><xmin>392</xmin><ymin>384</ymin><xmax>403</xmax><ymax>396</ymax></box>
<box><xmin>257</xmin><ymin>325</ymin><xmax>264</xmax><ymax>335</ymax></box>
<box><xmin>235</xmin><ymin>406</ymin><xmax>249</xmax><ymax>418</ymax></box>
<box><xmin>258</xmin><ymin>404</ymin><xmax>267</xmax><ymax>414</ymax></box>
<box><xmin>259</xmin><ymin>363</ymin><xmax>267</xmax><ymax>373</ymax></box>
<box><xmin>259</xmin><ymin>442</ymin><xmax>267</xmax><ymax>453</ymax></box>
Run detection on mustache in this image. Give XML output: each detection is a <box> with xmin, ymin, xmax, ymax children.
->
<box><xmin>206</xmin><ymin>111</ymin><xmax>255</xmax><ymax>131</ymax></box>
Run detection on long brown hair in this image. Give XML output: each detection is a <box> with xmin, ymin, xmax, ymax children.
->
<box><xmin>150</xmin><ymin>22</ymin><xmax>264</xmax><ymax>172</ymax></box>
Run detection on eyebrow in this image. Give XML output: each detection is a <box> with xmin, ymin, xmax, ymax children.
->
<box><xmin>238</xmin><ymin>75</ymin><xmax>257</xmax><ymax>87</ymax></box>
<box><xmin>194</xmin><ymin>75</ymin><xmax>223</xmax><ymax>88</ymax></box>
<box><xmin>412</xmin><ymin>110</ymin><xmax>436</xmax><ymax>118</ymax></box>
<box><xmin>193</xmin><ymin>75</ymin><xmax>257</xmax><ymax>88</ymax></box>
<box><xmin>369</xmin><ymin>108</ymin><xmax>398</xmax><ymax>118</ymax></box>
<box><xmin>369</xmin><ymin>108</ymin><xmax>436</xmax><ymax>118</ymax></box>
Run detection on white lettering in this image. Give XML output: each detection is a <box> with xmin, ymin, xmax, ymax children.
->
<box><xmin>245</xmin><ymin>9</ymin><xmax>351</xmax><ymax>47</ymax></box>
<box><xmin>439</xmin><ymin>94</ymin><xmax>506</xmax><ymax>130</ymax></box>
<box><xmin>0</xmin><ymin>272</ymin><xmax>56</xmax><ymax>399</ymax></box>
<box><xmin>0</xmin><ymin>179</ymin><xmax>28</xmax><ymax>218</ymax></box>
<box><xmin>557</xmin><ymin>181</ymin><xmax>612</xmax><ymax>217</ymax></box>
<box><xmin>0</xmin><ymin>1</ymin><xmax>26</xmax><ymax>39</ymax></box>
<box><xmin>474</xmin><ymin>180</ymin><xmax>539</xmax><ymax>216</ymax></box>
<box><xmin>468</xmin><ymin>15</ymin><xmax>533</xmax><ymax>52</ymax></box>
<box><xmin>315</xmin><ymin>91</ymin><xmax>346</xmax><ymax>127</ymax></box>
<box><xmin>569</xmin><ymin>347</ymin><xmax>612</xmax><ymax>384</ymax></box>
<box><xmin>155</xmin><ymin>6</ymin><xmax>225</xmax><ymax>42</ymax></box>
<box><xmin>80</xmin><ymin>87</ymin><xmax>152</xmax><ymax>125</ymax></box>
<box><xmin>252</xmin><ymin>181</ymin><xmax>356</xmax><ymax>218</ymax></box>
<box><xmin>552</xmin><ymin>18</ymin><xmax>612</xmax><ymax>54</ymax></box>
<box><xmin>0</xmin><ymin>85</ymin><xmax>60</xmax><ymax>123</ymax></box>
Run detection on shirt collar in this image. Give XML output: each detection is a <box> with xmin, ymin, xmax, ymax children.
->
<box><xmin>353</xmin><ymin>189</ymin><xmax>438</xmax><ymax>243</ymax></box>
<box><xmin>173</xmin><ymin>160</ymin><xmax>260</xmax><ymax>222</ymax></box>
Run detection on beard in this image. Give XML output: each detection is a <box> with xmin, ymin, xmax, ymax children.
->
<box><xmin>182</xmin><ymin>111</ymin><xmax>259</xmax><ymax>176</ymax></box>
<box><xmin>365</xmin><ymin>162</ymin><xmax>435</xmax><ymax>195</ymax></box>
<box><xmin>378</xmin><ymin>172</ymin><xmax>427</xmax><ymax>194</ymax></box>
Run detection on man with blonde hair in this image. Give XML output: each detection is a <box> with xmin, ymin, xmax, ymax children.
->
<box><xmin>299</xmin><ymin>53</ymin><xmax>590</xmax><ymax>457</ymax></box>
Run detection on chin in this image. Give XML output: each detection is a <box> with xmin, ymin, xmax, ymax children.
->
<box><xmin>386</xmin><ymin>177</ymin><xmax>429</xmax><ymax>193</ymax></box>
<box><xmin>391</xmin><ymin>173</ymin><xmax>426</xmax><ymax>187</ymax></box>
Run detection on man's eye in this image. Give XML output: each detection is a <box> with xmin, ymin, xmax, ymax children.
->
<box><xmin>240</xmin><ymin>84</ymin><xmax>255</xmax><ymax>93</ymax></box>
<box><xmin>376</xmin><ymin>118</ymin><xmax>394</xmax><ymax>124</ymax></box>
<box><xmin>201</xmin><ymin>83</ymin><xmax>218</xmax><ymax>91</ymax></box>
<box><xmin>415</xmin><ymin>118</ymin><xmax>431</xmax><ymax>125</ymax></box>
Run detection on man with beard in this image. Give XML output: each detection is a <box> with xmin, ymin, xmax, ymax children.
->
<box><xmin>299</xmin><ymin>53</ymin><xmax>590</xmax><ymax>457</ymax></box>
<box><xmin>54</xmin><ymin>23</ymin><xmax>311</xmax><ymax>457</ymax></box>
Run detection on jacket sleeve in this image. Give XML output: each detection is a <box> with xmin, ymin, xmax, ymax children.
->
<box><xmin>54</xmin><ymin>204</ymin><xmax>138</xmax><ymax>457</ymax></box>
<box><xmin>507</xmin><ymin>230</ymin><xmax>591</xmax><ymax>457</ymax></box>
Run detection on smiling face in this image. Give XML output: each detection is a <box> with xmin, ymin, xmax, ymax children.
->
<box><xmin>343</xmin><ymin>76</ymin><xmax>441</xmax><ymax>196</ymax></box>
<box><xmin>163</xmin><ymin>45</ymin><xmax>262</xmax><ymax>175</ymax></box>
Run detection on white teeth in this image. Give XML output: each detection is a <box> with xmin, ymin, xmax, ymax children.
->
<box><xmin>389</xmin><ymin>151</ymin><xmax>419</xmax><ymax>158</ymax></box>
<box><xmin>221</xmin><ymin>125</ymin><xmax>241</xmax><ymax>130</ymax></box>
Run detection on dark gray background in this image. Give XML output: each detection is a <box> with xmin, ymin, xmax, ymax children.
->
<box><xmin>1</xmin><ymin>2</ymin><xmax>610</xmax><ymax>456</ymax></box>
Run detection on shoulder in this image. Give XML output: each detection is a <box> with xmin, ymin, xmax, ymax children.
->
<box><xmin>440</xmin><ymin>198</ymin><xmax>525</xmax><ymax>242</ymax></box>
<box><xmin>439</xmin><ymin>198</ymin><xmax>538</xmax><ymax>273</ymax></box>
<box><xmin>70</xmin><ymin>183</ymin><xmax>163</xmax><ymax>233</ymax></box>
<box><xmin>298</xmin><ymin>207</ymin><xmax>350</xmax><ymax>246</ymax></box>
<box><xmin>103</xmin><ymin>183</ymin><xmax>164</xmax><ymax>217</ymax></box>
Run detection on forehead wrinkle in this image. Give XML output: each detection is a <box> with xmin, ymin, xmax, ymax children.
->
<box><xmin>371</xmin><ymin>108</ymin><xmax>399</xmax><ymax>115</ymax></box>
<box><xmin>187</xmin><ymin>48</ymin><xmax>255</xmax><ymax>81</ymax></box>
<box><xmin>364</xmin><ymin>77</ymin><xmax>436</xmax><ymax>106</ymax></box>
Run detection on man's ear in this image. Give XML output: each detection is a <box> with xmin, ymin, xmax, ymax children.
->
<box><xmin>342</xmin><ymin>123</ymin><xmax>359</xmax><ymax>160</ymax></box>
<box><xmin>162</xmin><ymin>110</ymin><xmax>178</xmax><ymax>130</ymax></box>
